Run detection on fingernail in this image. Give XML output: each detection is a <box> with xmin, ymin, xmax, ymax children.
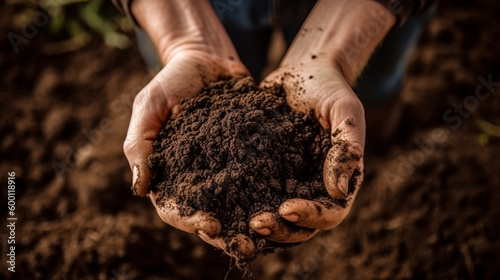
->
<box><xmin>338</xmin><ymin>173</ymin><xmax>349</xmax><ymax>196</ymax></box>
<box><xmin>255</xmin><ymin>227</ymin><xmax>272</xmax><ymax>236</ymax></box>
<box><xmin>282</xmin><ymin>213</ymin><xmax>300</xmax><ymax>222</ymax></box>
<box><xmin>234</xmin><ymin>235</ymin><xmax>256</xmax><ymax>259</ymax></box>
<box><xmin>131</xmin><ymin>165</ymin><xmax>139</xmax><ymax>196</ymax></box>
<box><xmin>196</xmin><ymin>230</ymin><xmax>207</xmax><ymax>237</ymax></box>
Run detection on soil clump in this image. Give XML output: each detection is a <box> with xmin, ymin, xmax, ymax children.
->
<box><xmin>147</xmin><ymin>77</ymin><xmax>343</xmax><ymax>266</ymax></box>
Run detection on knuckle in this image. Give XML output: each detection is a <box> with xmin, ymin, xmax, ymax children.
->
<box><xmin>350</xmin><ymin>142</ymin><xmax>365</xmax><ymax>156</ymax></box>
<box><xmin>339</xmin><ymin>94</ymin><xmax>363</xmax><ymax>108</ymax></box>
<box><xmin>133</xmin><ymin>86</ymin><xmax>155</xmax><ymax>108</ymax></box>
<box><xmin>134</xmin><ymin>82</ymin><xmax>169</xmax><ymax>108</ymax></box>
<box><xmin>133</xmin><ymin>88</ymin><xmax>148</xmax><ymax>107</ymax></box>
<box><xmin>122</xmin><ymin>138</ymin><xmax>135</xmax><ymax>156</ymax></box>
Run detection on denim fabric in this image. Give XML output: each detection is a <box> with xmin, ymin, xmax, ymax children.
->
<box><xmin>217</xmin><ymin>0</ymin><xmax>317</xmax><ymax>77</ymax></box>
<box><xmin>135</xmin><ymin>0</ymin><xmax>434</xmax><ymax>104</ymax></box>
<box><xmin>354</xmin><ymin>6</ymin><xmax>435</xmax><ymax>105</ymax></box>
<box><xmin>134</xmin><ymin>26</ymin><xmax>163</xmax><ymax>72</ymax></box>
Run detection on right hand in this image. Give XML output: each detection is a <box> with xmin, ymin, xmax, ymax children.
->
<box><xmin>123</xmin><ymin>50</ymin><xmax>256</xmax><ymax>259</ymax></box>
<box><xmin>250</xmin><ymin>61</ymin><xmax>365</xmax><ymax>244</ymax></box>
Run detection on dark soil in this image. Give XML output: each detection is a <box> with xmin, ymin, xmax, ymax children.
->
<box><xmin>1</xmin><ymin>0</ymin><xmax>500</xmax><ymax>279</ymax></box>
<box><xmin>148</xmin><ymin>77</ymin><xmax>350</xmax><ymax>265</ymax></box>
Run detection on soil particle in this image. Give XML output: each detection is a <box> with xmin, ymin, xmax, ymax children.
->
<box><xmin>345</xmin><ymin>118</ymin><xmax>355</xmax><ymax>127</ymax></box>
<box><xmin>5</xmin><ymin>1</ymin><xmax>500</xmax><ymax>279</ymax></box>
<box><xmin>331</xmin><ymin>128</ymin><xmax>342</xmax><ymax>138</ymax></box>
<box><xmin>147</xmin><ymin>77</ymin><xmax>343</xmax><ymax>267</ymax></box>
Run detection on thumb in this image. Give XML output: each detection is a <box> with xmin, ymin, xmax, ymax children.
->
<box><xmin>322</xmin><ymin>97</ymin><xmax>365</xmax><ymax>199</ymax></box>
<box><xmin>123</xmin><ymin>142</ymin><xmax>153</xmax><ymax>197</ymax></box>
<box><xmin>323</xmin><ymin>137</ymin><xmax>364</xmax><ymax>199</ymax></box>
<box><xmin>123</xmin><ymin>84</ymin><xmax>176</xmax><ymax>196</ymax></box>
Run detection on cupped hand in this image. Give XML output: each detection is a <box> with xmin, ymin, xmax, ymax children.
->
<box><xmin>250</xmin><ymin>59</ymin><xmax>365</xmax><ymax>243</ymax></box>
<box><xmin>123</xmin><ymin>50</ymin><xmax>255</xmax><ymax>259</ymax></box>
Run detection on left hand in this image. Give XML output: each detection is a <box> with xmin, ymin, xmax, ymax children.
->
<box><xmin>249</xmin><ymin>60</ymin><xmax>365</xmax><ymax>243</ymax></box>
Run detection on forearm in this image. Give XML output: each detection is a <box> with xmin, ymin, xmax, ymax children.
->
<box><xmin>131</xmin><ymin>0</ymin><xmax>238</xmax><ymax>65</ymax></box>
<box><xmin>281</xmin><ymin>0</ymin><xmax>396</xmax><ymax>85</ymax></box>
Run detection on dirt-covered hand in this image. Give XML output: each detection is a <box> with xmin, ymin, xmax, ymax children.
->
<box><xmin>149</xmin><ymin>192</ymin><xmax>255</xmax><ymax>260</ymax></box>
<box><xmin>123</xmin><ymin>50</ymin><xmax>254</xmax><ymax>258</ymax></box>
<box><xmin>250</xmin><ymin>61</ymin><xmax>365</xmax><ymax>243</ymax></box>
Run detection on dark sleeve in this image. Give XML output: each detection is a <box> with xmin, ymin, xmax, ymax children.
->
<box><xmin>112</xmin><ymin>0</ymin><xmax>437</xmax><ymax>28</ymax></box>
<box><xmin>111</xmin><ymin>0</ymin><xmax>140</xmax><ymax>26</ymax></box>
<box><xmin>372</xmin><ymin>0</ymin><xmax>437</xmax><ymax>27</ymax></box>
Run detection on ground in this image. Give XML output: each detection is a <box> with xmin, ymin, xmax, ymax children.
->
<box><xmin>1</xmin><ymin>0</ymin><xmax>499</xmax><ymax>279</ymax></box>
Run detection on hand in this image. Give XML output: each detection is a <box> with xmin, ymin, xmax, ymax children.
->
<box><xmin>123</xmin><ymin>50</ymin><xmax>255</xmax><ymax>259</ymax></box>
<box><xmin>247</xmin><ymin>0</ymin><xmax>394</xmax><ymax>245</ymax></box>
<box><xmin>250</xmin><ymin>60</ymin><xmax>365</xmax><ymax>243</ymax></box>
<box><xmin>126</xmin><ymin>0</ymin><xmax>259</xmax><ymax>259</ymax></box>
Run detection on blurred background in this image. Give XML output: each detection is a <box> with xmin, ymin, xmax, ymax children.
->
<box><xmin>1</xmin><ymin>0</ymin><xmax>499</xmax><ymax>279</ymax></box>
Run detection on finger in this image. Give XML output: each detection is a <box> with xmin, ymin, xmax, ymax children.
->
<box><xmin>323</xmin><ymin>139</ymin><xmax>364</xmax><ymax>199</ymax></box>
<box><xmin>279</xmin><ymin>196</ymin><xmax>358</xmax><ymax>230</ymax></box>
<box><xmin>249</xmin><ymin>212</ymin><xmax>318</xmax><ymax>243</ymax></box>
<box><xmin>319</xmin><ymin>91</ymin><xmax>366</xmax><ymax>198</ymax></box>
<box><xmin>198</xmin><ymin>232</ymin><xmax>256</xmax><ymax>260</ymax></box>
<box><xmin>123</xmin><ymin>81</ymin><xmax>174</xmax><ymax>196</ymax></box>
<box><xmin>149</xmin><ymin>193</ymin><xmax>221</xmax><ymax>238</ymax></box>
<box><xmin>281</xmin><ymin>158</ymin><xmax>363</xmax><ymax>230</ymax></box>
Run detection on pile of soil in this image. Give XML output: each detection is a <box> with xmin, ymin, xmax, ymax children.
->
<box><xmin>147</xmin><ymin>77</ymin><xmax>348</xmax><ymax>265</ymax></box>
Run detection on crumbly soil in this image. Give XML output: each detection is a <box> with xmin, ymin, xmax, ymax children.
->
<box><xmin>147</xmin><ymin>77</ymin><xmax>354</xmax><ymax>266</ymax></box>
<box><xmin>2</xmin><ymin>1</ymin><xmax>500</xmax><ymax>279</ymax></box>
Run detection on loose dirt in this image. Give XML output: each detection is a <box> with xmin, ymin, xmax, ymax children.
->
<box><xmin>148</xmin><ymin>77</ymin><xmax>354</xmax><ymax>266</ymax></box>
<box><xmin>2</xmin><ymin>1</ymin><xmax>500</xmax><ymax>279</ymax></box>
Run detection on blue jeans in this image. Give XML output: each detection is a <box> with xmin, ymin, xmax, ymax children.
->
<box><xmin>135</xmin><ymin>0</ymin><xmax>434</xmax><ymax>105</ymax></box>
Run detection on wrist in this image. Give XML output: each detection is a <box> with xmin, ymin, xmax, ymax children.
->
<box><xmin>131</xmin><ymin>0</ymin><xmax>240</xmax><ymax>65</ymax></box>
<box><xmin>281</xmin><ymin>0</ymin><xmax>396</xmax><ymax>85</ymax></box>
<box><xmin>331</xmin><ymin>0</ymin><xmax>396</xmax><ymax>84</ymax></box>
